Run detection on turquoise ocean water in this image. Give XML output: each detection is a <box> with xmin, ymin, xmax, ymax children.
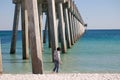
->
<box><xmin>0</xmin><ymin>30</ymin><xmax>120</xmax><ymax>74</ymax></box>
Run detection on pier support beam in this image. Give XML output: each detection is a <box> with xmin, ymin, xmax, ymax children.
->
<box><xmin>10</xmin><ymin>3</ymin><xmax>20</xmax><ymax>54</ymax></box>
<box><xmin>47</xmin><ymin>0</ymin><xmax>58</xmax><ymax>61</ymax></box>
<box><xmin>76</xmin><ymin>19</ymin><xmax>79</xmax><ymax>40</ymax></box>
<box><xmin>43</xmin><ymin>17</ymin><xmax>48</xmax><ymax>43</ymax></box>
<box><xmin>0</xmin><ymin>40</ymin><xmax>2</xmax><ymax>74</ymax></box>
<box><xmin>38</xmin><ymin>3</ymin><xmax>43</xmax><ymax>50</ymax></box>
<box><xmin>47</xmin><ymin>11</ymin><xmax>52</xmax><ymax>48</ymax></box>
<box><xmin>21</xmin><ymin>0</ymin><xmax>29</xmax><ymax>59</ymax></box>
<box><xmin>73</xmin><ymin>17</ymin><xmax>76</xmax><ymax>41</ymax></box>
<box><xmin>71</xmin><ymin>15</ymin><xmax>75</xmax><ymax>43</ymax></box>
<box><xmin>68</xmin><ymin>11</ymin><xmax>74</xmax><ymax>45</ymax></box>
<box><xmin>63</xmin><ymin>7</ymin><xmax>71</xmax><ymax>48</ymax></box>
<box><xmin>58</xmin><ymin>3</ymin><xmax>67</xmax><ymax>53</ymax></box>
<box><xmin>25</xmin><ymin>0</ymin><xmax>43</xmax><ymax>74</ymax></box>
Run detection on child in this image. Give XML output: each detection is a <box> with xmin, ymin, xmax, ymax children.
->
<box><xmin>53</xmin><ymin>47</ymin><xmax>62</xmax><ymax>73</ymax></box>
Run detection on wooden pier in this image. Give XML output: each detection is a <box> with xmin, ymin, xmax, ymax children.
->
<box><xmin>1</xmin><ymin>0</ymin><xmax>86</xmax><ymax>74</ymax></box>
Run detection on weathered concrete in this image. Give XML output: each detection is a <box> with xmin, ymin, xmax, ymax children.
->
<box><xmin>47</xmin><ymin>0</ymin><xmax>58</xmax><ymax>61</ymax></box>
<box><xmin>68</xmin><ymin>11</ymin><xmax>74</xmax><ymax>45</ymax></box>
<box><xmin>74</xmin><ymin>17</ymin><xmax>77</xmax><ymax>41</ymax></box>
<box><xmin>71</xmin><ymin>15</ymin><xmax>75</xmax><ymax>43</ymax></box>
<box><xmin>38</xmin><ymin>3</ymin><xmax>43</xmax><ymax>50</ymax></box>
<box><xmin>79</xmin><ymin>22</ymin><xmax>85</xmax><ymax>36</ymax></box>
<box><xmin>76</xmin><ymin>19</ymin><xmax>79</xmax><ymax>40</ymax></box>
<box><xmin>25</xmin><ymin>0</ymin><xmax>43</xmax><ymax>74</ymax></box>
<box><xmin>73</xmin><ymin>2</ymin><xmax>77</xmax><ymax>41</ymax></box>
<box><xmin>10</xmin><ymin>3</ymin><xmax>20</xmax><ymax>54</ymax></box>
<box><xmin>0</xmin><ymin>39</ymin><xmax>2</xmax><ymax>74</ymax></box>
<box><xmin>58</xmin><ymin>19</ymin><xmax>61</xmax><ymax>43</ymax></box>
<box><xmin>58</xmin><ymin>3</ymin><xmax>67</xmax><ymax>53</ymax></box>
<box><xmin>63</xmin><ymin>6</ymin><xmax>71</xmax><ymax>48</ymax></box>
<box><xmin>21</xmin><ymin>0</ymin><xmax>29</xmax><ymax>59</ymax></box>
<box><xmin>46</xmin><ymin>11</ymin><xmax>52</xmax><ymax>48</ymax></box>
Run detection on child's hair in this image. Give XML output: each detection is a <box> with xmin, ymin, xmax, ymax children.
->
<box><xmin>57</xmin><ymin>47</ymin><xmax>61</xmax><ymax>51</ymax></box>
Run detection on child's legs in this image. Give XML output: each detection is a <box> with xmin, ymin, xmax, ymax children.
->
<box><xmin>53</xmin><ymin>60</ymin><xmax>58</xmax><ymax>72</ymax></box>
<box><xmin>56</xmin><ymin>61</ymin><xmax>59</xmax><ymax>73</ymax></box>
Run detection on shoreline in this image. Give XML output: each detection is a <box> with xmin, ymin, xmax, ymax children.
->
<box><xmin>0</xmin><ymin>73</ymin><xmax>120</xmax><ymax>80</ymax></box>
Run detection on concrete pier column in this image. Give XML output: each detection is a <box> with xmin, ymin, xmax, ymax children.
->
<box><xmin>10</xmin><ymin>3</ymin><xmax>20</xmax><ymax>54</ymax></box>
<box><xmin>0</xmin><ymin>40</ymin><xmax>2</xmax><ymax>74</ymax></box>
<box><xmin>38</xmin><ymin>3</ymin><xmax>43</xmax><ymax>49</ymax></box>
<box><xmin>43</xmin><ymin>17</ymin><xmax>48</xmax><ymax>43</ymax></box>
<box><xmin>79</xmin><ymin>22</ymin><xmax>81</xmax><ymax>38</ymax></box>
<box><xmin>74</xmin><ymin>17</ymin><xmax>76</xmax><ymax>41</ymax></box>
<box><xmin>58</xmin><ymin>3</ymin><xmax>67</xmax><ymax>53</ymax></box>
<box><xmin>47</xmin><ymin>0</ymin><xmax>58</xmax><ymax>61</ymax></box>
<box><xmin>80</xmin><ymin>22</ymin><xmax>85</xmax><ymax>36</ymax></box>
<box><xmin>78</xmin><ymin>21</ymin><xmax>80</xmax><ymax>39</ymax></box>
<box><xmin>63</xmin><ymin>7</ymin><xmax>71</xmax><ymax>48</ymax></box>
<box><xmin>25</xmin><ymin>0</ymin><xmax>43</xmax><ymax>74</ymax></box>
<box><xmin>47</xmin><ymin>11</ymin><xmax>51</xmax><ymax>48</ymax></box>
<box><xmin>21</xmin><ymin>0</ymin><xmax>29</xmax><ymax>59</ymax></box>
<box><xmin>76</xmin><ymin>20</ymin><xmax>79</xmax><ymax>40</ymax></box>
<box><xmin>73</xmin><ymin>17</ymin><xmax>76</xmax><ymax>42</ymax></box>
<box><xmin>73</xmin><ymin>2</ymin><xmax>77</xmax><ymax>42</ymax></box>
<box><xmin>58</xmin><ymin>19</ymin><xmax>61</xmax><ymax>43</ymax></box>
<box><xmin>78</xmin><ymin>21</ymin><xmax>80</xmax><ymax>38</ymax></box>
<box><xmin>68</xmin><ymin>11</ymin><xmax>74</xmax><ymax>45</ymax></box>
<box><xmin>76</xmin><ymin>19</ymin><xmax>78</xmax><ymax>40</ymax></box>
<box><xmin>80</xmin><ymin>22</ymin><xmax>82</xmax><ymax>37</ymax></box>
<box><xmin>77</xmin><ymin>21</ymin><xmax>80</xmax><ymax>39</ymax></box>
<box><xmin>73</xmin><ymin>16</ymin><xmax>76</xmax><ymax>43</ymax></box>
<box><xmin>72</xmin><ymin>15</ymin><xmax>75</xmax><ymax>43</ymax></box>
<box><xmin>74</xmin><ymin>18</ymin><xmax>77</xmax><ymax>41</ymax></box>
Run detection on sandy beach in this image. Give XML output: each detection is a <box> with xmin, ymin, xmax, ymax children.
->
<box><xmin>0</xmin><ymin>73</ymin><xmax>120</xmax><ymax>80</ymax></box>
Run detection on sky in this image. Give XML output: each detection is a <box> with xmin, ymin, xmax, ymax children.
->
<box><xmin>0</xmin><ymin>0</ymin><xmax>120</xmax><ymax>30</ymax></box>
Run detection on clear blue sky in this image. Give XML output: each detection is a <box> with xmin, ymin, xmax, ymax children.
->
<box><xmin>0</xmin><ymin>0</ymin><xmax>120</xmax><ymax>30</ymax></box>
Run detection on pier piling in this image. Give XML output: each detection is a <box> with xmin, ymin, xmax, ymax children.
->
<box><xmin>63</xmin><ymin>3</ymin><xmax>71</xmax><ymax>48</ymax></box>
<box><xmin>58</xmin><ymin>2</ymin><xmax>67</xmax><ymax>53</ymax></box>
<box><xmin>25</xmin><ymin>0</ymin><xmax>43</xmax><ymax>74</ymax></box>
<box><xmin>10</xmin><ymin>3</ymin><xmax>20</xmax><ymax>54</ymax></box>
<box><xmin>21</xmin><ymin>0</ymin><xmax>29</xmax><ymax>59</ymax></box>
<box><xmin>47</xmin><ymin>0</ymin><xmax>58</xmax><ymax>61</ymax></box>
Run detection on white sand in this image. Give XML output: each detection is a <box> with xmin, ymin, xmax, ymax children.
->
<box><xmin>0</xmin><ymin>73</ymin><xmax>120</xmax><ymax>80</ymax></box>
